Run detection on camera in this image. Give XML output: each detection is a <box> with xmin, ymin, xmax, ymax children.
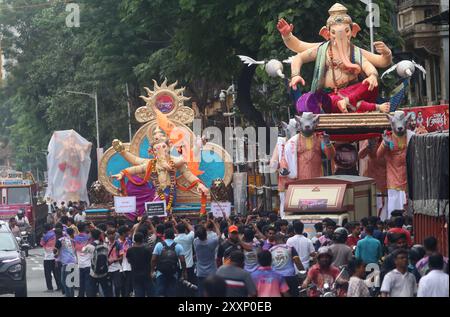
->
<box><xmin>179</xmin><ymin>279</ymin><xmax>198</xmax><ymax>291</ymax></box>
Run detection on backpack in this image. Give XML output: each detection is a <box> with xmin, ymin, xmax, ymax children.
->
<box><xmin>91</xmin><ymin>242</ymin><xmax>109</xmax><ymax>276</ymax></box>
<box><xmin>156</xmin><ymin>241</ymin><xmax>179</xmax><ymax>276</ymax></box>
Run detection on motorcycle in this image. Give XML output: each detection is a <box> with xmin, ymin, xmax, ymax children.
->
<box><xmin>18</xmin><ymin>224</ymin><xmax>32</xmax><ymax>257</ymax></box>
<box><xmin>300</xmin><ymin>266</ymin><xmax>348</xmax><ymax>297</ymax></box>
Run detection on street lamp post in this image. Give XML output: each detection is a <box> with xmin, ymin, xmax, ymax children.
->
<box><xmin>66</xmin><ymin>90</ymin><xmax>99</xmax><ymax>149</ymax></box>
<box><xmin>66</xmin><ymin>90</ymin><xmax>101</xmax><ymax>173</ymax></box>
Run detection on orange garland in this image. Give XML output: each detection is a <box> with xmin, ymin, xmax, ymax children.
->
<box><xmin>177</xmin><ymin>179</ymin><xmax>208</xmax><ymax>216</ymax></box>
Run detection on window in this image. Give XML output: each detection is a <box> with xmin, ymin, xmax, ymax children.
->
<box><xmin>424</xmin><ymin>9</ymin><xmax>433</xmax><ymax>18</ymax></box>
<box><xmin>0</xmin><ymin>232</ymin><xmax>18</xmax><ymax>251</ymax></box>
<box><xmin>7</xmin><ymin>187</ymin><xmax>31</xmax><ymax>205</ymax></box>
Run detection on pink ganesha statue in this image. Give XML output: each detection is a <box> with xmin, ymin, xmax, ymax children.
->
<box><xmin>279</xmin><ymin>3</ymin><xmax>393</xmax><ymax>114</ymax></box>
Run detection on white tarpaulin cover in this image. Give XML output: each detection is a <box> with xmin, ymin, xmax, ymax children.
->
<box><xmin>45</xmin><ymin>130</ymin><xmax>92</xmax><ymax>205</ymax></box>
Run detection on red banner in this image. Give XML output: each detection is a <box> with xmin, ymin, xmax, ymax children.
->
<box><xmin>404</xmin><ymin>105</ymin><xmax>449</xmax><ymax>132</ymax></box>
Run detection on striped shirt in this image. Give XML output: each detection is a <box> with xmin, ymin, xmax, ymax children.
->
<box><xmin>216</xmin><ymin>264</ymin><xmax>257</xmax><ymax>297</ymax></box>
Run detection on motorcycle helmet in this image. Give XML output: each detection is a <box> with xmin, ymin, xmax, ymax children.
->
<box><xmin>409</xmin><ymin>245</ymin><xmax>426</xmax><ymax>263</ymax></box>
<box><xmin>17</xmin><ymin>209</ymin><xmax>25</xmax><ymax>217</ymax></box>
<box><xmin>317</xmin><ymin>246</ymin><xmax>333</xmax><ymax>259</ymax></box>
<box><xmin>333</xmin><ymin>227</ymin><xmax>349</xmax><ymax>243</ymax></box>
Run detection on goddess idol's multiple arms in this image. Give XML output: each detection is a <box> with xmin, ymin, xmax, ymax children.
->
<box><xmin>278</xmin><ymin>18</ymin><xmax>392</xmax><ymax>69</ymax></box>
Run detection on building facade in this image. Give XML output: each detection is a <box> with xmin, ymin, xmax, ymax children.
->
<box><xmin>396</xmin><ymin>0</ymin><xmax>449</xmax><ymax>106</ymax></box>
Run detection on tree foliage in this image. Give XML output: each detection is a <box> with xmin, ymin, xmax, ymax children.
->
<box><xmin>0</xmin><ymin>0</ymin><xmax>400</xmax><ymax>174</ymax></box>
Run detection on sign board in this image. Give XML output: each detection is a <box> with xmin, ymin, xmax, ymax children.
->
<box><xmin>113</xmin><ymin>196</ymin><xmax>136</xmax><ymax>214</ymax></box>
<box><xmin>298</xmin><ymin>199</ymin><xmax>328</xmax><ymax>211</ymax></box>
<box><xmin>210</xmin><ymin>201</ymin><xmax>231</xmax><ymax>218</ymax></box>
<box><xmin>0</xmin><ymin>179</ymin><xmax>32</xmax><ymax>186</ymax></box>
<box><xmin>404</xmin><ymin>105</ymin><xmax>449</xmax><ymax>132</ymax></box>
<box><xmin>145</xmin><ymin>201</ymin><xmax>167</xmax><ymax>218</ymax></box>
<box><xmin>285</xmin><ymin>184</ymin><xmax>346</xmax><ymax>213</ymax></box>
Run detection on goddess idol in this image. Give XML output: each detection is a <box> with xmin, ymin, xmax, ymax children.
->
<box><xmin>97</xmin><ymin>79</ymin><xmax>235</xmax><ymax>220</ymax></box>
<box><xmin>110</xmin><ymin>125</ymin><xmax>209</xmax><ymax>214</ymax></box>
<box><xmin>108</xmin><ymin>80</ymin><xmax>210</xmax><ymax>216</ymax></box>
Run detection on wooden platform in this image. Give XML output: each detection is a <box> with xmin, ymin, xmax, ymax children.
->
<box><xmin>316</xmin><ymin>113</ymin><xmax>391</xmax><ymax>134</ymax></box>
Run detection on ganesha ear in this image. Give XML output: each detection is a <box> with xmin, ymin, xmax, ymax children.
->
<box><xmin>319</xmin><ymin>26</ymin><xmax>330</xmax><ymax>40</ymax></box>
<box><xmin>351</xmin><ymin>23</ymin><xmax>361</xmax><ymax>38</ymax></box>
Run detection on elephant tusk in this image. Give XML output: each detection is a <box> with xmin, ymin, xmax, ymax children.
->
<box><xmin>277</xmin><ymin>69</ymin><xmax>285</xmax><ymax>79</ymax></box>
<box><xmin>405</xmin><ymin>68</ymin><xmax>413</xmax><ymax>77</ymax></box>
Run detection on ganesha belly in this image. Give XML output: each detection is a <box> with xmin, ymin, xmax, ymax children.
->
<box><xmin>111</xmin><ymin>126</ymin><xmax>209</xmax><ymax>218</ymax></box>
<box><xmin>287</xmin><ymin>3</ymin><xmax>391</xmax><ymax>114</ymax></box>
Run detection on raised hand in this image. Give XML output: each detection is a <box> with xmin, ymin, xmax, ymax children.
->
<box><xmin>373</xmin><ymin>41</ymin><xmax>391</xmax><ymax>56</ymax></box>
<box><xmin>382</xmin><ymin>130</ymin><xmax>392</xmax><ymax>148</ymax></box>
<box><xmin>112</xmin><ymin>139</ymin><xmax>125</xmax><ymax>153</ymax></box>
<box><xmin>277</xmin><ymin>18</ymin><xmax>294</xmax><ymax>37</ymax></box>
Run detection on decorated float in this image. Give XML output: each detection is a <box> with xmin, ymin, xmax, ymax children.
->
<box><xmin>266</xmin><ymin>2</ymin><xmax>448</xmax><ymax>225</ymax></box>
<box><xmin>98</xmin><ymin>79</ymin><xmax>233</xmax><ymax>221</ymax></box>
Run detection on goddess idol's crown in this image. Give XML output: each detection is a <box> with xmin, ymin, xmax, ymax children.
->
<box><xmin>149</xmin><ymin>126</ymin><xmax>169</xmax><ymax>145</ymax></box>
<box><xmin>327</xmin><ymin>3</ymin><xmax>353</xmax><ymax>27</ymax></box>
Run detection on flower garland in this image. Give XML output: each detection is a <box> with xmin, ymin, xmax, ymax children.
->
<box><xmin>119</xmin><ymin>159</ymin><xmax>208</xmax><ymax>215</ymax></box>
<box><xmin>150</xmin><ymin>160</ymin><xmax>176</xmax><ymax>212</ymax></box>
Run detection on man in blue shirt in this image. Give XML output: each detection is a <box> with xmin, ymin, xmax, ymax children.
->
<box><xmin>355</xmin><ymin>225</ymin><xmax>382</xmax><ymax>265</ymax></box>
<box><xmin>151</xmin><ymin>228</ymin><xmax>186</xmax><ymax>297</ymax></box>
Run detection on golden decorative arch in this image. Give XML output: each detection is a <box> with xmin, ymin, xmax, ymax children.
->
<box><xmin>98</xmin><ymin>143</ymin><xmax>130</xmax><ymax>196</ymax></box>
<box><xmin>135</xmin><ymin>78</ymin><xmax>194</xmax><ymax>125</ymax></box>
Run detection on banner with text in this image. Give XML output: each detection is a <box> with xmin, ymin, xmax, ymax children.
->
<box><xmin>211</xmin><ymin>201</ymin><xmax>232</xmax><ymax>218</ymax></box>
<box><xmin>114</xmin><ymin>196</ymin><xmax>136</xmax><ymax>214</ymax></box>
<box><xmin>145</xmin><ymin>201</ymin><xmax>167</xmax><ymax>218</ymax></box>
<box><xmin>404</xmin><ymin>105</ymin><xmax>449</xmax><ymax>132</ymax></box>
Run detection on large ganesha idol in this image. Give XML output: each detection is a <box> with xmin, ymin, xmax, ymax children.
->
<box><xmin>278</xmin><ymin>3</ymin><xmax>393</xmax><ymax>114</ymax></box>
<box><xmin>98</xmin><ymin>79</ymin><xmax>233</xmax><ymax>220</ymax></box>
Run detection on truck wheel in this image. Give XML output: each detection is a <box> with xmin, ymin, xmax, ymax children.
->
<box><xmin>15</xmin><ymin>285</ymin><xmax>27</xmax><ymax>297</ymax></box>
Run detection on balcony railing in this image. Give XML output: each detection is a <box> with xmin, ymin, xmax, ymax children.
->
<box><xmin>398</xmin><ymin>0</ymin><xmax>440</xmax><ymax>11</ymax></box>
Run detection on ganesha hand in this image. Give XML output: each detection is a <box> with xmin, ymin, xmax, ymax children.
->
<box><xmin>377</xmin><ymin>102</ymin><xmax>390</xmax><ymax>113</ymax></box>
<box><xmin>277</xmin><ymin>18</ymin><xmax>294</xmax><ymax>37</ymax></box>
<box><xmin>111</xmin><ymin>172</ymin><xmax>124</xmax><ymax>181</ymax></box>
<box><xmin>197</xmin><ymin>183</ymin><xmax>209</xmax><ymax>195</ymax></box>
<box><xmin>363</xmin><ymin>74</ymin><xmax>379</xmax><ymax>91</ymax></box>
<box><xmin>373</xmin><ymin>41</ymin><xmax>392</xmax><ymax>56</ymax></box>
<box><xmin>289</xmin><ymin>75</ymin><xmax>305</xmax><ymax>91</ymax></box>
<box><xmin>336</xmin><ymin>100</ymin><xmax>348</xmax><ymax>113</ymax></box>
<box><xmin>112</xmin><ymin>139</ymin><xmax>125</xmax><ymax>153</ymax></box>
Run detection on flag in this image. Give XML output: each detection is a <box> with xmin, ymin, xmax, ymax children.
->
<box><xmin>390</xmin><ymin>79</ymin><xmax>409</xmax><ymax>112</ymax></box>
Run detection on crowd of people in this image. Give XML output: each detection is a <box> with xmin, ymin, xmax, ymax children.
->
<box><xmin>37</xmin><ymin>202</ymin><xmax>448</xmax><ymax>297</ymax></box>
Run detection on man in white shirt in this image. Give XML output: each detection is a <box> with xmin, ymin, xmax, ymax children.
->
<box><xmin>118</xmin><ymin>225</ymin><xmax>133</xmax><ymax>297</ymax></box>
<box><xmin>417</xmin><ymin>254</ymin><xmax>449</xmax><ymax>297</ymax></box>
<box><xmin>74</xmin><ymin>209</ymin><xmax>86</xmax><ymax>223</ymax></box>
<box><xmin>174</xmin><ymin>219</ymin><xmax>196</xmax><ymax>286</ymax></box>
<box><xmin>74</xmin><ymin>223</ymin><xmax>91</xmax><ymax>297</ymax></box>
<box><xmin>381</xmin><ymin>249</ymin><xmax>417</xmax><ymax>297</ymax></box>
<box><xmin>286</xmin><ymin>221</ymin><xmax>316</xmax><ymax>271</ymax></box>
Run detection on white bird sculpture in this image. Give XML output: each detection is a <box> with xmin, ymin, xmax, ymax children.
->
<box><xmin>237</xmin><ymin>55</ymin><xmax>294</xmax><ymax>79</ymax></box>
<box><xmin>381</xmin><ymin>60</ymin><xmax>426</xmax><ymax>80</ymax></box>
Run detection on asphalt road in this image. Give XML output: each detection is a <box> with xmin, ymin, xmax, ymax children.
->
<box><xmin>1</xmin><ymin>247</ymin><xmax>61</xmax><ymax>297</ymax></box>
